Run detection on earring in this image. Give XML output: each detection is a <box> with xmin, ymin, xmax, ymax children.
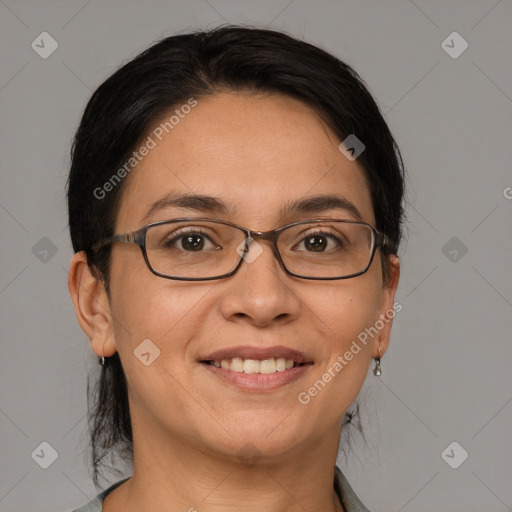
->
<box><xmin>373</xmin><ymin>346</ymin><xmax>382</xmax><ymax>376</ymax></box>
<box><xmin>373</xmin><ymin>357</ymin><xmax>382</xmax><ymax>376</ymax></box>
<box><xmin>100</xmin><ymin>356</ymin><xmax>105</xmax><ymax>366</ymax></box>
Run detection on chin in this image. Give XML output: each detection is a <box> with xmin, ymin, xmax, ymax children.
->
<box><xmin>209</xmin><ymin>415</ymin><xmax>308</xmax><ymax>457</ymax></box>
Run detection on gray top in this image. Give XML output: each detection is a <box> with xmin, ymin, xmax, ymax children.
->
<box><xmin>70</xmin><ymin>466</ymin><xmax>371</xmax><ymax>512</ymax></box>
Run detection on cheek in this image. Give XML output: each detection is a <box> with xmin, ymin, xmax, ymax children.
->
<box><xmin>312</xmin><ymin>271</ymin><xmax>382</xmax><ymax>347</ymax></box>
<box><xmin>299</xmin><ymin>277</ymin><xmax>382</xmax><ymax>411</ymax></box>
<box><xmin>107</xmin><ymin>274</ymin><xmax>213</xmax><ymax>423</ymax></box>
<box><xmin>108</xmin><ymin>253</ymin><xmax>212</xmax><ymax>364</ymax></box>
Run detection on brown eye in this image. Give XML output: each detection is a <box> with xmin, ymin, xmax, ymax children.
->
<box><xmin>163</xmin><ymin>229</ymin><xmax>218</xmax><ymax>252</ymax></box>
<box><xmin>304</xmin><ymin>234</ymin><xmax>328</xmax><ymax>252</ymax></box>
<box><xmin>294</xmin><ymin>232</ymin><xmax>345</xmax><ymax>253</ymax></box>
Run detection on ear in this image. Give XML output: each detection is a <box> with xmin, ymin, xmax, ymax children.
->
<box><xmin>67</xmin><ymin>251</ymin><xmax>118</xmax><ymax>358</ymax></box>
<box><xmin>373</xmin><ymin>254</ymin><xmax>401</xmax><ymax>359</ymax></box>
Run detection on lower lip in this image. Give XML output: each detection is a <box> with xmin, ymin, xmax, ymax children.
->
<box><xmin>200</xmin><ymin>362</ymin><xmax>313</xmax><ymax>391</ymax></box>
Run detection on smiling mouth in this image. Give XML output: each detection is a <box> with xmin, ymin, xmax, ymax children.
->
<box><xmin>202</xmin><ymin>357</ymin><xmax>308</xmax><ymax>374</ymax></box>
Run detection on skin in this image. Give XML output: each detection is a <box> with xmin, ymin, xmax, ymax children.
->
<box><xmin>69</xmin><ymin>91</ymin><xmax>400</xmax><ymax>512</ymax></box>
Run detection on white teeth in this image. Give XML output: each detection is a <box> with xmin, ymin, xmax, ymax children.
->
<box><xmin>243</xmin><ymin>359</ymin><xmax>260</xmax><ymax>373</ymax></box>
<box><xmin>259</xmin><ymin>358</ymin><xmax>276</xmax><ymax>374</ymax></box>
<box><xmin>231</xmin><ymin>357</ymin><xmax>244</xmax><ymax>372</ymax></box>
<box><xmin>209</xmin><ymin>357</ymin><xmax>298</xmax><ymax>373</ymax></box>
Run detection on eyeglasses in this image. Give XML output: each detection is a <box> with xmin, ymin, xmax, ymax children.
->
<box><xmin>93</xmin><ymin>218</ymin><xmax>387</xmax><ymax>281</ymax></box>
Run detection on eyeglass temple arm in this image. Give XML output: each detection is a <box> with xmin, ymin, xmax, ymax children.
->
<box><xmin>376</xmin><ymin>232</ymin><xmax>388</xmax><ymax>250</ymax></box>
<box><xmin>91</xmin><ymin>231</ymin><xmax>142</xmax><ymax>252</ymax></box>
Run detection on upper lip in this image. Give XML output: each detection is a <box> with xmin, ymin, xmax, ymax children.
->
<box><xmin>200</xmin><ymin>345</ymin><xmax>313</xmax><ymax>364</ymax></box>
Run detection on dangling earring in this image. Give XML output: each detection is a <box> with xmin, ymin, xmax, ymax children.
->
<box><xmin>373</xmin><ymin>357</ymin><xmax>382</xmax><ymax>376</ymax></box>
<box><xmin>100</xmin><ymin>356</ymin><xmax>105</xmax><ymax>366</ymax></box>
<box><xmin>373</xmin><ymin>346</ymin><xmax>382</xmax><ymax>376</ymax></box>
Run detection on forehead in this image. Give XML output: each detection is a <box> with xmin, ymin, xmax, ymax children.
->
<box><xmin>116</xmin><ymin>92</ymin><xmax>374</xmax><ymax>230</ymax></box>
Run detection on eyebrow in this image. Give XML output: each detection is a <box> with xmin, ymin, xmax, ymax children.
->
<box><xmin>141</xmin><ymin>192</ymin><xmax>363</xmax><ymax>223</ymax></box>
<box><xmin>280</xmin><ymin>194</ymin><xmax>363</xmax><ymax>221</ymax></box>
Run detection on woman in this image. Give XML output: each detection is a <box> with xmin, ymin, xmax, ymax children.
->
<box><xmin>67</xmin><ymin>25</ymin><xmax>404</xmax><ymax>512</ymax></box>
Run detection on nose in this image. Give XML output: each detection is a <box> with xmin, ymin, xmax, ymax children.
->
<box><xmin>218</xmin><ymin>237</ymin><xmax>301</xmax><ymax>327</ymax></box>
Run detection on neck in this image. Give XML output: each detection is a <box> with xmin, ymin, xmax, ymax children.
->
<box><xmin>105</xmin><ymin>418</ymin><xmax>345</xmax><ymax>512</ymax></box>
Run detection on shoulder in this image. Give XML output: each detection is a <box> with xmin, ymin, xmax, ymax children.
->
<box><xmin>69</xmin><ymin>477</ymin><xmax>130</xmax><ymax>512</ymax></box>
<box><xmin>334</xmin><ymin>466</ymin><xmax>372</xmax><ymax>512</ymax></box>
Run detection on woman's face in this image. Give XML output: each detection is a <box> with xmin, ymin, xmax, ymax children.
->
<box><xmin>101</xmin><ymin>92</ymin><xmax>399</xmax><ymax>463</ymax></box>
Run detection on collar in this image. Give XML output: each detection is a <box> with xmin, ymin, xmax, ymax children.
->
<box><xmin>334</xmin><ymin>465</ymin><xmax>372</xmax><ymax>512</ymax></box>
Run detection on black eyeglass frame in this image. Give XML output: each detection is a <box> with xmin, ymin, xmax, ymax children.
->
<box><xmin>92</xmin><ymin>217</ymin><xmax>388</xmax><ymax>281</ymax></box>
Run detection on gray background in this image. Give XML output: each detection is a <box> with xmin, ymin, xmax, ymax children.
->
<box><xmin>0</xmin><ymin>1</ymin><xmax>511</xmax><ymax>511</ymax></box>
